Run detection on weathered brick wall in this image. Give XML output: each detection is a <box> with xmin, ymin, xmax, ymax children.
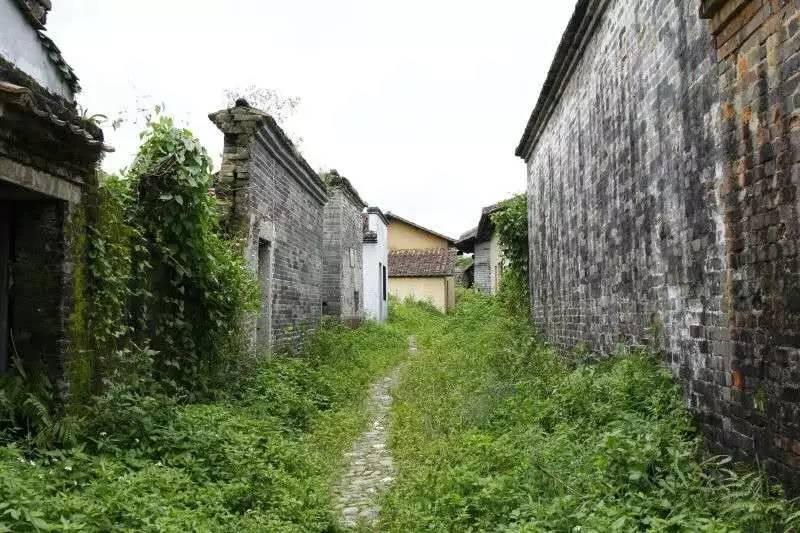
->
<box><xmin>322</xmin><ymin>182</ymin><xmax>365</xmax><ymax>321</ymax></box>
<box><xmin>703</xmin><ymin>0</ymin><xmax>800</xmax><ymax>486</ymax></box>
<box><xmin>211</xmin><ymin>103</ymin><xmax>327</xmax><ymax>352</ymax></box>
<box><xmin>518</xmin><ymin>0</ymin><xmax>800</xmax><ymax>489</ymax></box>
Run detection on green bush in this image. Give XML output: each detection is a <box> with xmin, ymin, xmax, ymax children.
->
<box><xmin>0</xmin><ymin>318</ymin><xmax>408</xmax><ymax>532</ymax></box>
<box><xmin>381</xmin><ymin>294</ymin><xmax>800</xmax><ymax>532</ymax></box>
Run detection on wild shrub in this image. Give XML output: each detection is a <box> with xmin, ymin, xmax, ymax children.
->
<box><xmin>0</xmin><ymin>315</ymin><xmax>408</xmax><ymax>531</ymax></box>
<box><xmin>125</xmin><ymin>116</ymin><xmax>258</xmax><ymax>396</ymax></box>
<box><xmin>491</xmin><ymin>194</ymin><xmax>530</xmax><ymax>315</ymax></box>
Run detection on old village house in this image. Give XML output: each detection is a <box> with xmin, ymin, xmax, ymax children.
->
<box><xmin>210</xmin><ymin>100</ymin><xmax>327</xmax><ymax>352</ymax></box>
<box><xmin>457</xmin><ymin>203</ymin><xmax>506</xmax><ymax>295</ymax></box>
<box><xmin>321</xmin><ymin>170</ymin><xmax>367</xmax><ymax>323</ymax></box>
<box><xmin>0</xmin><ymin>0</ymin><xmax>107</xmax><ymax>390</ymax></box>
<box><xmin>363</xmin><ymin>207</ymin><xmax>389</xmax><ymax>323</ymax></box>
<box><xmin>386</xmin><ymin>213</ymin><xmax>456</xmax><ymax>312</ymax></box>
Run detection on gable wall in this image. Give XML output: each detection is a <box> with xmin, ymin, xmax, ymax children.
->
<box><xmin>522</xmin><ymin>0</ymin><xmax>800</xmax><ymax>490</ymax></box>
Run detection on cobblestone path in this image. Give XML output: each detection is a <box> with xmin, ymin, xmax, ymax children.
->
<box><xmin>334</xmin><ymin>337</ymin><xmax>416</xmax><ymax>528</ymax></box>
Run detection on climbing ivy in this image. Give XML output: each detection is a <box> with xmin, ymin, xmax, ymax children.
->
<box><xmin>123</xmin><ymin>116</ymin><xmax>257</xmax><ymax>396</ymax></box>
<box><xmin>491</xmin><ymin>194</ymin><xmax>529</xmax><ymax>314</ymax></box>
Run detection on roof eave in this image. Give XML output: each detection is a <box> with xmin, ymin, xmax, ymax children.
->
<box><xmin>515</xmin><ymin>0</ymin><xmax>610</xmax><ymax>160</ymax></box>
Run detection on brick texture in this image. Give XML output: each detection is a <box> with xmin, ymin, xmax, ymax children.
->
<box><xmin>518</xmin><ymin>0</ymin><xmax>800</xmax><ymax>491</ymax></box>
<box><xmin>322</xmin><ymin>176</ymin><xmax>365</xmax><ymax>322</ymax></box>
<box><xmin>210</xmin><ymin>103</ymin><xmax>327</xmax><ymax>352</ymax></box>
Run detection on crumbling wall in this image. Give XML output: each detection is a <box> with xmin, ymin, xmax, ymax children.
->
<box><xmin>519</xmin><ymin>0</ymin><xmax>800</xmax><ymax>489</ymax></box>
<box><xmin>211</xmin><ymin>103</ymin><xmax>327</xmax><ymax>351</ymax></box>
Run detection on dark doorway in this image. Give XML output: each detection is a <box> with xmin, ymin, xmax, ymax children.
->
<box><xmin>256</xmin><ymin>239</ymin><xmax>273</xmax><ymax>350</ymax></box>
<box><xmin>0</xmin><ymin>206</ymin><xmax>9</xmax><ymax>373</ymax></box>
<box><xmin>0</xmin><ymin>180</ymin><xmax>67</xmax><ymax>377</ymax></box>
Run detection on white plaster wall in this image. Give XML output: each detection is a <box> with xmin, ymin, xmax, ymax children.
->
<box><xmin>0</xmin><ymin>0</ymin><xmax>72</xmax><ymax>100</ymax></box>
<box><xmin>363</xmin><ymin>212</ymin><xmax>388</xmax><ymax>322</ymax></box>
<box><xmin>489</xmin><ymin>232</ymin><xmax>504</xmax><ymax>293</ymax></box>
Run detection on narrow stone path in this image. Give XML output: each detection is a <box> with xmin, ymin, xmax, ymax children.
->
<box><xmin>334</xmin><ymin>337</ymin><xmax>415</xmax><ymax>528</ymax></box>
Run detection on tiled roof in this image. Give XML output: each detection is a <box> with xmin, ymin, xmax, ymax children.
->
<box><xmin>389</xmin><ymin>248</ymin><xmax>455</xmax><ymax>278</ymax></box>
<box><xmin>0</xmin><ymin>80</ymin><xmax>109</xmax><ymax>150</ymax></box>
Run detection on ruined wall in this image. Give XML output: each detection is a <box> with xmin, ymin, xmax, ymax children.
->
<box><xmin>211</xmin><ymin>103</ymin><xmax>327</xmax><ymax>351</ymax></box>
<box><xmin>519</xmin><ymin>0</ymin><xmax>800</xmax><ymax>489</ymax></box>
<box><xmin>322</xmin><ymin>180</ymin><xmax>365</xmax><ymax>322</ymax></box>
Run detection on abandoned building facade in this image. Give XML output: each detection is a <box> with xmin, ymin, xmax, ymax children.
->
<box><xmin>322</xmin><ymin>171</ymin><xmax>366</xmax><ymax>323</ymax></box>
<box><xmin>518</xmin><ymin>0</ymin><xmax>800</xmax><ymax>487</ymax></box>
<box><xmin>211</xmin><ymin>101</ymin><xmax>328</xmax><ymax>351</ymax></box>
<box><xmin>363</xmin><ymin>207</ymin><xmax>389</xmax><ymax>323</ymax></box>
<box><xmin>0</xmin><ymin>0</ymin><xmax>106</xmax><ymax>392</ymax></box>
<box><xmin>457</xmin><ymin>203</ymin><xmax>505</xmax><ymax>295</ymax></box>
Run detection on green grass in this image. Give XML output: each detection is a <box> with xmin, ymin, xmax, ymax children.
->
<box><xmin>0</xmin><ymin>319</ymin><xmax>408</xmax><ymax>532</ymax></box>
<box><xmin>380</xmin><ymin>292</ymin><xmax>800</xmax><ymax>532</ymax></box>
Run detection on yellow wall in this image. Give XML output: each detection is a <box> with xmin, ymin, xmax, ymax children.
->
<box><xmin>388</xmin><ymin>221</ymin><xmax>449</xmax><ymax>250</ymax></box>
<box><xmin>390</xmin><ymin>276</ymin><xmax>455</xmax><ymax>313</ymax></box>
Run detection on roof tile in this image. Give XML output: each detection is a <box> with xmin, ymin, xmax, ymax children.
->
<box><xmin>389</xmin><ymin>248</ymin><xmax>455</xmax><ymax>278</ymax></box>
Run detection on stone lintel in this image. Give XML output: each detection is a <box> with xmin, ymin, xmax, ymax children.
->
<box><xmin>0</xmin><ymin>156</ymin><xmax>81</xmax><ymax>203</ymax></box>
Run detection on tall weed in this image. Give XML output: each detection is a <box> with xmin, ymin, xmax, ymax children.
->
<box><xmin>381</xmin><ymin>294</ymin><xmax>800</xmax><ymax>532</ymax></box>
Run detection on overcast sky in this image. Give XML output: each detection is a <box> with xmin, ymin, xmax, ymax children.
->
<box><xmin>48</xmin><ymin>1</ymin><xmax>575</xmax><ymax>239</ymax></box>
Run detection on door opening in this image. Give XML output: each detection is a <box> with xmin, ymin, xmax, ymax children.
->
<box><xmin>256</xmin><ymin>239</ymin><xmax>272</xmax><ymax>350</ymax></box>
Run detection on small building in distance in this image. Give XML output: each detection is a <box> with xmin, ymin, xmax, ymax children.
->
<box><xmin>456</xmin><ymin>203</ymin><xmax>504</xmax><ymax>295</ymax></box>
<box><xmin>321</xmin><ymin>170</ymin><xmax>366</xmax><ymax>323</ymax></box>
<box><xmin>0</xmin><ymin>0</ymin><xmax>107</xmax><ymax>389</ymax></box>
<box><xmin>210</xmin><ymin>100</ymin><xmax>327</xmax><ymax>352</ymax></box>
<box><xmin>386</xmin><ymin>213</ymin><xmax>456</xmax><ymax>312</ymax></box>
<box><xmin>362</xmin><ymin>207</ymin><xmax>389</xmax><ymax>323</ymax></box>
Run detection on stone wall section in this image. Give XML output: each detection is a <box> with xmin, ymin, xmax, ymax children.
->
<box><xmin>322</xmin><ymin>179</ymin><xmax>365</xmax><ymax>322</ymax></box>
<box><xmin>211</xmin><ymin>103</ymin><xmax>327</xmax><ymax>351</ymax></box>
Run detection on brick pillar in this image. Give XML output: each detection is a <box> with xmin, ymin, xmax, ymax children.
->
<box><xmin>701</xmin><ymin>0</ymin><xmax>800</xmax><ymax>491</ymax></box>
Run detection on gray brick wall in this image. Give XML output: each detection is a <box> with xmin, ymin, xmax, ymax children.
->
<box><xmin>322</xmin><ymin>181</ymin><xmax>365</xmax><ymax>322</ymax></box>
<box><xmin>518</xmin><ymin>0</ymin><xmax>800</xmax><ymax>490</ymax></box>
<box><xmin>211</xmin><ymin>103</ymin><xmax>327</xmax><ymax>352</ymax></box>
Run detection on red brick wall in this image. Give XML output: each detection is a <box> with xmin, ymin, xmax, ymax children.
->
<box><xmin>702</xmin><ymin>0</ymin><xmax>800</xmax><ymax>489</ymax></box>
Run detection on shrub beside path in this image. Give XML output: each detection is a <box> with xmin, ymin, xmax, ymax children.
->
<box><xmin>334</xmin><ymin>337</ymin><xmax>416</xmax><ymax>528</ymax></box>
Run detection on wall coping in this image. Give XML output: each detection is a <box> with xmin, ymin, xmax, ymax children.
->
<box><xmin>515</xmin><ymin>0</ymin><xmax>611</xmax><ymax>160</ymax></box>
<box><xmin>209</xmin><ymin>103</ymin><xmax>328</xmax><ymax>206</ymax></box>
<box><xmin>324</xmin><ymin>170</ymin><xmax>367</xmax><ymax>209</ymax></box>
<box><xmin>366</xmin><ymin>206</ymin><xmax>389</xmax><ymax>226</ymax></box>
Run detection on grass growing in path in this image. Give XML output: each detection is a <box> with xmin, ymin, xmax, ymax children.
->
<box><xmin>0</xmin><ymin>320</ymin><xmax>408</xmax><ymax>532</ymax></box>
<box><xmin>381</xmin><ymin>292</ymin><xmax>800</xmax><ymax>532</ymax></box>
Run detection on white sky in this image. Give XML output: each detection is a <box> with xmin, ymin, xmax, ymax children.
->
<box><xmin>48</xmin><ymin>1</ymin><xmax>575</xmax><ymax>239</ymax></box>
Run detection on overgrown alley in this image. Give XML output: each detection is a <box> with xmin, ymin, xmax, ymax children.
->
<box><xmin>2</xmin><ymin>0</ymin><xmax>800</xmax><ymax>531</ymax></box>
